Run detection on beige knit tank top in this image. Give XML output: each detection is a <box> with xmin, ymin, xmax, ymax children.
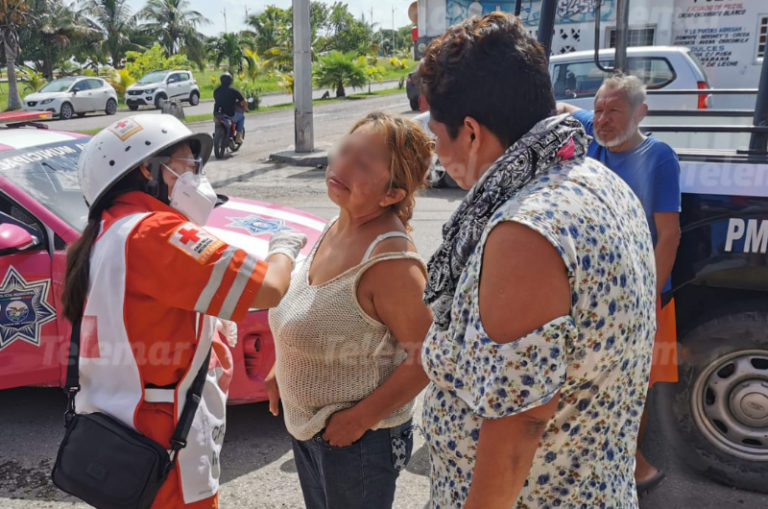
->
<box><xmin>268</xmin><ymin>221</ymin><xmax>426</xmax><ymax>441</ymax></box>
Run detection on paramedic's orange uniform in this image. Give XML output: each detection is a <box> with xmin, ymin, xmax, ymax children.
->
<box><xmin>100</xmin><ymin>191</ymin><xmax>267</xmax><ymax>508</ymax></box>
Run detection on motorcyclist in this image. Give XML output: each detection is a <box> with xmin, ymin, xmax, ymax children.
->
<box><xmin>213</xmin><ymin>72</ymin><xmax>247</xmax><ymax>144</ymax></box>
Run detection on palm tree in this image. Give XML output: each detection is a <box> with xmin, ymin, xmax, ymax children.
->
<box><xmin>140</xmin><ymin>0</ymin><xmax>208</xmax><ymax>65</ymax></box>
<box><xmin>24</xmin><ymin>0</ymin><xmax>99</xmax><ymax>79</ymax></box>
<box><xmin>314</xmin><ymin>51</ymin><xmax>367</xmax><ymax>98</ymax></box>
<box><xmin>80</xmin><ymin>0</ymin><xmax>144</xmax><ymax>68</ymax></box>
<box><xmin>207</xmin><ymin>33</ymin><xmax>255</xmax><ymax>74</ymax></box>
<box><xmin>0</xmin><ymin>0</ymin><xmax>29</xmax><ymax>110</ymax></box>
<box><xmin>245</xmin><ymin>6</ymin><xmax>290</xmax><ymax>57</ymax></box>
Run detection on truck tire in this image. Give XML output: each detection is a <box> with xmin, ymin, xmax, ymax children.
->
<box><xmin>654</xmin><ymin>307</ymin><xmax>768</xmax><ymax>493</ymax></box>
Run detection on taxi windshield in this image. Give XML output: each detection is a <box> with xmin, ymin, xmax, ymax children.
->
<box><xmin>0</xmin><ymin>139</ymin><xmax>88</xmax><ymax>231</ymax></box>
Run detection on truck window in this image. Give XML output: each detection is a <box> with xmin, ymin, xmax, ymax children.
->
<box><xmin>627</xmin><ymin>57</ymin><xmax>676</xmax><ymax>89</ymax></box>
<box><xmin>552</xmin><ymin>61</ymin><xmax>610</xmax><ymax>99</ymax></box>
<box><xmin>552</xmin><ymin>57</ymin><xmax>676</xmax><ymax>100</ymax></box>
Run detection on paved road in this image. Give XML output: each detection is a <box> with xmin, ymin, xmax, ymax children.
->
<box><xmin>1</xmin><ymin>94</ymin><xmax>766</xmax><ymax>508</ymax></box>
<box><xmin>42</xmin><ymin>79</ymin><xmax>405</xmax><ymax>133</ymax></box>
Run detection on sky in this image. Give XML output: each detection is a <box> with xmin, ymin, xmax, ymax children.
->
<box><xmin>127</xmin><ymin>0</ymin><xmax>416</xmax><ymax>37</ymax></box>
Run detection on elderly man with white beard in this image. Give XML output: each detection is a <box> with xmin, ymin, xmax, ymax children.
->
<box><xmin>558</xmin><ymin>73</ymin><xmax>681</xmax><ymax>497</ymax></box>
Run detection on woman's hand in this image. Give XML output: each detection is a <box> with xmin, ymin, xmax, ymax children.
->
<box><xmin>265</xmin><ymin>364</ymin><xmax>280</xmax><ymax>416</ymax></box>
<box><xmin>322</xmin><ymin>407</ymin><xmax>370</xmax><ymax>447</ymax></box>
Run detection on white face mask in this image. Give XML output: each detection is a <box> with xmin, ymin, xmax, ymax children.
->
<box><xmin>163</xmin><ymin>164</ymin><xmax>217</xmax><ymax>225</ymax></box>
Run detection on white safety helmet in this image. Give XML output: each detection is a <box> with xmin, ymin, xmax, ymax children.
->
<box><xmin>78</xmin><ymin>114</ymin><xmax>213</xmax><ymax>209</ymax></box>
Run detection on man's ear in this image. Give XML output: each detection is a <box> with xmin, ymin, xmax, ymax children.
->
<box><xmin>636</xmin><ymin>102</ymin><xmax>649</xmax><ymax>123</ymax></box>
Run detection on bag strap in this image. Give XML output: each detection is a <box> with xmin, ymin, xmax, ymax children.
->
<box><xmin>63</xmin><ymin>318</ymin><xmax>212</xmax><ymax>465</ymax></box>
<box><xmin>63</xmin><ymin>319</ymin><xmax>81</xmax><ymax>424</ymax></box>
<box><xmin>168</xmin><ymin>344</ymin><xmax>211</xmax><ymax>463</ymax></box>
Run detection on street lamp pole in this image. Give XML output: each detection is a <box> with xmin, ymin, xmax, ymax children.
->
<box><xmin>293</xmin><ymin>0</ymin><xmax>314</xmax><ymax>152</ymax></box>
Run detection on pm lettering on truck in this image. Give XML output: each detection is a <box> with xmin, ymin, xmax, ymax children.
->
<box><xmin>724</xmin><ymin>218</ymin><xmax>768</xmax><ymax>253</ymax></box>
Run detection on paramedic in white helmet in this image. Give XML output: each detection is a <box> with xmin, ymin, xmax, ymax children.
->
<box><xmin>61</xmin><ymin>114</ymin><xmax>306</xmax><ymax>509</ymax></box>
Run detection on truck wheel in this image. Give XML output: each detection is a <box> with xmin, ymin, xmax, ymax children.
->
<box><xmin>654</xmin><ymin>307</ymin><xmax>768</xmax><ymax>493</ymax></box>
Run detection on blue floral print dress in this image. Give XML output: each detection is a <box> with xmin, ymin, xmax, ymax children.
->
<box><xmin>421</xmin><ymin>157</ymin><xmax>657</xmax><ymax>509</ymax></box>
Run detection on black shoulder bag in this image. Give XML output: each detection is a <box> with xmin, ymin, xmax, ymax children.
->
<box><xmin>52</xmin><ymin>318</ymin><xmax>212</xmax><ymax>509</ymax></box>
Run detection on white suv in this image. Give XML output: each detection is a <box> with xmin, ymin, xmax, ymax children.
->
<box><xmin>125</xmin><ymin>70</ymin><xmax>200</xmax><ymax>110</ymax></box>
<box><xmin>550</xmin><ymin>46</ymin><xmax>711</xmax><ymax>111</ymax></box>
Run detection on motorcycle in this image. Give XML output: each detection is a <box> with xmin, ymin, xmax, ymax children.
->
<box><xmin>213</xmin><ymin>114</ymin><xmax>243</xmax><ymax>159</ymax></box>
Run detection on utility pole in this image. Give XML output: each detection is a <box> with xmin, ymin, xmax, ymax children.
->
<box><xmin>222</xmin><ymin>8</ymin><xmax>228</xmax><ymax>33</ymax></box>
<box><xmin>392</xmin><ymin>7</ymin><xmax>396</xmax><ymax>54</ymax></box>
<box><xmin>293</xmin><ymin>0</ymin><xmax>314</xmax><ymax>152</ymax></box>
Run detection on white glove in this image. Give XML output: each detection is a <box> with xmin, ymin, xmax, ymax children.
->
<box><xmin>267</xmin><ymin>231</ymin><xmax>307</xmax><ymax>263</ymax></box>
<box><xmin>216</xmin><ymin>319</ymin><xmax>238</xmax><ymax>348</ymax></box>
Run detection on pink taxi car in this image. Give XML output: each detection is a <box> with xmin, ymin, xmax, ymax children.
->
<box><xmin>0</xmin><ymin>112</ymin><xmax>325</xmax><ymax>403</ymax></box>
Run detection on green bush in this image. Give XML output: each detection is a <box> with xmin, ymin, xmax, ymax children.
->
<box><xmin>124</xmin><ymin>44</ymin><xmax>192</xmax><ymax>82</ymax></box>
<box><xmin>105</xmin><ymin>68</ymin><xmax>136</xmax><ymax>96</ymax></box>
<box><xmin>239</xmin><ymin>84</ymin><xmax>262</xmax><ymax>111</ymax></box>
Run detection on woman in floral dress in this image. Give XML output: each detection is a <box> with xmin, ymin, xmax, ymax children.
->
<box><xmin>418</xmin><ymin>13</ymin><xmax>657</xmax><ymax>508</ymax></box>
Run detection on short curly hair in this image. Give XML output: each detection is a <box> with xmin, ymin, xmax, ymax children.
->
<box><xmin>419</xmin><ymin>12</ymin><xmax>555</xmax><ymax>148</ymax></box>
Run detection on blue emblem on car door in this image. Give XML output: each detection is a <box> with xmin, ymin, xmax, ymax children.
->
<box><xmin>0</xmin><ymin>266</ymin><xmax>56</xmax><ymax>350</ymax></box>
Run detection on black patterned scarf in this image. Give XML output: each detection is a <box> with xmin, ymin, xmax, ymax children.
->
<box><xmin>424</xmin><ymin>114</ymin><xmax>589</xmax><ymax>330</ymax></box>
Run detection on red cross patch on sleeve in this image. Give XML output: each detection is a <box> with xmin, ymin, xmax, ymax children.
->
<box><xmin>168</xmin><ymin>223</ymin><xmax>224</xmax><ymax>263</ymax></box>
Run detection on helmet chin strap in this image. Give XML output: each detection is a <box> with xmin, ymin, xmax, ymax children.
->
<box><xmin>145</xmin><ymin>161</ymin><xmax>171</xmax><ymax>205</ymax></box>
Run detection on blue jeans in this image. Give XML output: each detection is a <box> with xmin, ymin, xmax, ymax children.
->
<box><xmin>291</xmin><ymin>420</ymin><xmax>414</xmax><ymax>509</ymax></box>
<box><xmin>233</xmin><ymin>111</ymin><xmax>244</xmax><ymax>133</ymax></box>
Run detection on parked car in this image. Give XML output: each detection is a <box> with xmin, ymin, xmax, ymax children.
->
<box><xmin>23</xmin><ymin>76</ymin><xmax>118</xmax><ymax>120</ymax></box>
<box><xmin>412</xmin><ymin>111</ymin><xmax>458</xmax><ymax>188</ymax></box>
<box><xmin>0</xmin><ymin>112</ymin><xmax>325</xmax><ymax>403</ymax></box>
<box><xmin>550</xmin><ymin>46</ymin><xmax>711</xmax><ymax>110</ymax></box>
<box><xmin>406</xmin><ymin>65</ymin><xmax>421</xmax><ymax>111</ymax></box>
<box><xmin>125</xmin><ymin>69</ymin><xmax>201</xmax><ymax>111</ymax></box>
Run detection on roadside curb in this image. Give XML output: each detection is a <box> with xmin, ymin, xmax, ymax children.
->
<box><xmin>268</xmin><ymin>146</ymin><xmax>331</xmax><ymax>168</ymax></box>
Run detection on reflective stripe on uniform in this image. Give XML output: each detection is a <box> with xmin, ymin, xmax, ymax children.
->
<box><xmin>144</xmin><ymin>388</ymin><xmax>175</xmax><ymax>403</ymax></box>
<box><xmin>219</xmin><ymin>254</ymin><xmax>259</xmax><ymax>320</ymax></box>
<box><xmin>195</xmin><ymin>247</ymin><xmax>237</xmax><ymax>313</ymax></box>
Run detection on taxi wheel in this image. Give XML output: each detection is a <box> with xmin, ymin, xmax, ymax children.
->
<box><xmin>59</xmin><ymin>102</ymin><xmax>74</xmax><ymax>120</ymax></box>
<box><xmin>655</xmin><ymin>306</ymin><xmax>768</xmax><ymax>493</ymax></box>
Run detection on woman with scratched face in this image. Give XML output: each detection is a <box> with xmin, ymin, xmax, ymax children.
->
<box><xmin>267</xmin><ymin>112</ymin><xmax>434</xmax><ymax>509</ymax></box>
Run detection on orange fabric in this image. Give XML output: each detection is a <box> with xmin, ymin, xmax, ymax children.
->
<box><xmin>99</xmin><ymin>191</ymin><xmax>264</xmax><ymax>507</ymax></box>
<box><xmin>649</xmin><ymin>297</ymin><xmax>678</xmax><ymax>386</ymax></box>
